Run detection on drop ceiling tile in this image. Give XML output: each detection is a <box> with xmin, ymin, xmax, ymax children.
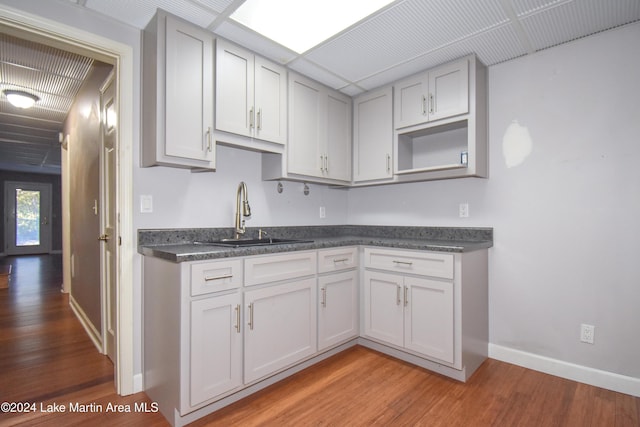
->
<box><xmin>510</xmin><ymin>0</ymin><xmax>568</xmax><ymax>17</ymax></box>
<box><xmin>84</xmin><ymin>0</ymin><xmax>218</xmax><ymax>28</ymax></box>
<box><xmin>520</xmin><ymin>0</ymin><xmax>640</xmax><ymax>51</ymax></box>
<box><xmin>214</xmin><ymin>21</ymin><xmax>298</xmax><ymax>64</ymax></box>
<box><xmin>304</xmin><ymin>0</ymin><xmax>508</xmax><ymax>82</ymax></box>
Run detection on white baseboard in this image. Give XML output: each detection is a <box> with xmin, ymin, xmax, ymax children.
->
<box><xmin>489</xmin><ymin>344</ymin><xmax>640</xmax><ymax>397</ymax></box>
<box><xmin>69</xmin><ymin>294</ymin><xmax>103</xmax><ymax>354</ymax></box>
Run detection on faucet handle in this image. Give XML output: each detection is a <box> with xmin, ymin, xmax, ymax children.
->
<box><xmin>259</xmin><ymin>229</ymin><xmax>268</xmax><ymax>240</ymax></box>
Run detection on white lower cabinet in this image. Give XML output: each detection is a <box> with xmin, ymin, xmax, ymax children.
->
<box><xmin>190</xmin><ymin>292</ymin><xmax>242</xmax><ymax>406</ymax></box>
<box><xmin>363</xmin><ymin>270</ymin><xmax>454</xmax><ymax>363</ymax></box>
<box><xmin>244</xmin><ymin>278</ymin><xmax>317</xmax><ymax>383</ymax></box>
<box><xmin>144</xmin><ymin>244</ymin><xmax>486</xmax><ymax>426</ymax></box>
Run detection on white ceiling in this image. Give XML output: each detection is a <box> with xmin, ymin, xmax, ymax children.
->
<box><xmin>71</xmin><ymin>0</ymin><xmax>640</xmax><ymax>96</ymax></box>
<box><xmin>1</xmin><ymin>0</ymin><xmax>639</xmax><ymax>174</ymax></box>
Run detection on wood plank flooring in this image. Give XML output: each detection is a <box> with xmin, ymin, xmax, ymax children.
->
<box><xmin>1</xmin><ymin>255</ymin><xmax>638</xmax><ymax>426</ymax></box>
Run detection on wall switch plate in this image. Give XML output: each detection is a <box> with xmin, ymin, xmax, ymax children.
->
<box><xmin>319</xmin><ymin>206</ymin><xmax>326</xmax><ymax>218</ymax></box>
<box><xmin>140</xmin><ymin>195</ymin><xmax>153</xmax><ymax>213</ymax></box>
<box><xmin>459</xmin><ymin>203</ymin><xmax>469</xmax><ymax>218</ymax></box>
<box><xmin>580</xmin><ymin>324</ymin><xmax>595</xmax><ymax>344</ymax></box>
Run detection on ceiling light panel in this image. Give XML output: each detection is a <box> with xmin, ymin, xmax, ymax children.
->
<box><xmin>519</xmin><ymin>0</ymin><xmax>640</xmax><ymax>51</ymax></box>
<box><xmin>230</xmin><ymin>0</ymin><xmax>396</xmax><ymax>54</ymax></box>
<box><xmin>304</xmin><ymin>0</ymin><xmax>509</xmax><ymax>83</ymax></box>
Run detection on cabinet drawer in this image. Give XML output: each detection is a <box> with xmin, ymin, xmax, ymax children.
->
<box><xmin>318</xmin><ymin>247</ymin><xmax>358</xmax><ymax>273</ymax></box>
<box><xmin>245</xmin><ymin>251</ymin><xmax>317</xmax><ymax>286</ymax></box>
<box><xmin>364</xmin><ymin>247</ymin><xmax>453</xmax><ymax>279</ymax></box>
<box><xmin>190</xmin><ymin>259</ymin><xmax>243</xmax><ymax>296</ymax></box>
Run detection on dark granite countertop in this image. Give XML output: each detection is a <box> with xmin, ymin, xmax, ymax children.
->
<box><xmin>138</xmin><ymin>225</ymin><xmax>493</xmax><ymax>263</ymax></box>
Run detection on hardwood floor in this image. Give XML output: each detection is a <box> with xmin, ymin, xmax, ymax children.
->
<box><xmin>1</xmin><ymin>255</ymin><xmax>638</xmax><ymax>426</ymax></box>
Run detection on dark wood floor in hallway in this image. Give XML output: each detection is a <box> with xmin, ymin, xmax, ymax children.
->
<box><xmin>1</xmin><ymin>255</ymin><xmax>638</xmax><ymax>426</ymax></box>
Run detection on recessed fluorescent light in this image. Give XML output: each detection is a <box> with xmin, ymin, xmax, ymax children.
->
<box><xmin>231</xmin><ymin>0</ymin><xmax>395</xmax><ymax>54</ymax></box>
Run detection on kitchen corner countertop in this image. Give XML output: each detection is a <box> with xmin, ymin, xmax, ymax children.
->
<box><xmin>138</xmin><ymin>225</ymin><xmax>493</xmax><ymax>263</ymax></box>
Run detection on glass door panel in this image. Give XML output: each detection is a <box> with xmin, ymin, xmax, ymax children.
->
<box><xmin>4</xmin><ymin>181</ymin><xmax>52</xmax><ymax>255</ymax></box>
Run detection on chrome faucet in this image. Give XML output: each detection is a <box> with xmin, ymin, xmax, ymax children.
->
<box><xmin>234</xmin><ymin>181</ymin><xmax>251</xmax><ymax>239</ymax></box>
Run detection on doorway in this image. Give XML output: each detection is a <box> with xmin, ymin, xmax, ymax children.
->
<box><xmin>0</xmin><ymin>5</ymin><xmax>135</xmax><ymax>395</ymax></box>
<box><xmin>4</xmin><ymin>181</ymin><xmax>52</xmax><ymax>255</ymax></box>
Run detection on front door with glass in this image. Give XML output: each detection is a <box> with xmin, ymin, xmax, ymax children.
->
<box><xmin>4</xmin><ymin>181</ymin><xmax>52</xmax><ymax>255</ymax></box>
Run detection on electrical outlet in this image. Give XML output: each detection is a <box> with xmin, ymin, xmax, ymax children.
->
<box><xmin>319</xmin><ymin>206</ymin><xmax>326</xmax><ymax>218</ymax></box>
<box><xmin>459</xmin><ymin>203</ymin><xmax>469</xmax><ymax>218</ymax></box>
<box><xmin>580</xmin><ymin>324</ymin><xmax>595</xmax><ymax>344</ymax></box>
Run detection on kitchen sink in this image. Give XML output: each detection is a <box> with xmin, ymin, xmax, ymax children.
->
<box><xmin>193</xmin><ymin>238</ymin><xmax>313</xmax><ymax>248</ymax></box>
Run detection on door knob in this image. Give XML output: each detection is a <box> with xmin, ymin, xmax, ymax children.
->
<box><xmin>98</xmin><ymin>234</ymin><xmax>110</xmax><ymax>242</ymax></box>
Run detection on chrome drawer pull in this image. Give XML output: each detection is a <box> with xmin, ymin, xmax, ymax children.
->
<box><xmin>333</xmin><ymin>258</ymin><xmax>349</xmax><ymax>263</ymax></box>
<box><xmin>396</xmin><ymin>286</ymin><xmax>401</xmax><ymax>306</ymax></box>
<box><xmin>321</xmin><ymin>287</ymin><xmax>326</xmax><ymax>307</ymax></box>
<box><xmin>234</xmin><ymin>304</ymin><xmax>241</xmax><ymax>333</ymax></box>
<box><xmin>393</xmin><ymin>260</ymin><xmax>413</xmax><ymax>266</ymax></box>
<box><xmin>204</xmin><ymin>273</ymin><xmax>233</xmax><ymax>282</ymax></box>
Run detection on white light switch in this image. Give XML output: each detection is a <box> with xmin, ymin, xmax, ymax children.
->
<box><xmin>140</xmin><ymin>195</ymin><xmax>153</xmax><ymax>213</ymax></box>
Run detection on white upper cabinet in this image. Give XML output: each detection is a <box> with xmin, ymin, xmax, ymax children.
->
<box><xmin>142</xmin><ymin>10</ymin><xmax>215</xmax><ymax>169</ymax></box>
<box><xmin>286</xmin><ymin>72</ymin><xmax>352</xmax><ymax>183</ymax></box>
<box><xmin>394</xmin><ymin>58</ymin><xmax>468</xmax><ymax>129</ymax></box>
<box><xmin>216</xmin><ymin>39</ymin><xmax>287</xmax><ymax>145</ymax></box>
<box><xmin>353</xmin><ymin>86</ymin><xmax>393</xmax><ymax>182</ymax></box>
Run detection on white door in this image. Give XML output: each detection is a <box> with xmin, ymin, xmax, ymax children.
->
<box><xmin>353</xmin><ymin>87</ymin><xmax>393</xmax><ymax>182</ymax></box>
<box><xmin>318</xmin><ymin>270</ymin><xmax>359</xmax><ymax>350</ymax></box>
<box><xmin>100</xmin><ymin>72</ymin><xmax>118</xmax><ymax>363</ymax></box>
<box><xmin>287</xmin><ymin>73</ymin><xmax>324</xmax><ymax>178</ymax></box>
<box><xmin>215</xmin><ymin>39</ymin><xmax>253</xmax><ymax>138</ymax></box>
<box><xmin>4</xmin><ymin>181</ymin><xmax>52</xmax><ymax>255</ymax></box>
<box><xmin>394</xmin><ymin>73</ymin><xmax>428</xmax><ymax>129</ymax></box>
<box><xmin>428</xmin><ymin>59</ymin><xmax>469</xmax><ymax>122</ymax></box>
<box><xmin>404</xmin><ymin>276</ymin><xmax>454</xmax><ymax>364</ymax></box>
<box><xmin>362</xmin><ymin>270</ymin><xmax>404</xmax><ymax>347</ymax></box>
<box><xmin>244</xmin><ymin>278</ymin><xmax>317</xmax><ymax>383</ymax></box>
<box><xmin>165</xmin><ymin>16</ymin><xmax>214</xmax><ymax>162</ymax></box>
<box><xmin>325</xmin><ymin>92</ymin><xmax>352</xmax><ymax>182</ymax></box>
<box><xmin>254</xmin><ymin>56</ymin><xmax>286</xmax><ymax>144</ymax></box>
<box><xmin>190</xmin><ymin>293</ymin><xmax>242</xmax><ymax>407</ymax></box>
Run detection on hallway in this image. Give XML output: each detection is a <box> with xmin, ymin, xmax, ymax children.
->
<box><xmin>0</xmin><ymin>254</ymin><xmax>166</xmax><ymax>426</ymax></box>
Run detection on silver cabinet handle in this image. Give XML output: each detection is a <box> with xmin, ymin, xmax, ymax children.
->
<box><xmin>204</xmin><ymin>273</ymin><xmax>233</xmax><ymax>282</ymax></box>
<box><xmin>321</xmin><ymin>287</ymin><xmax>326</xmax><ymax>307</ymax></box>
<box><xmin>393</xmin><ymin>260</ymin><xmax>413</xmax><ymax>266</ymax></box>
<box><xmin>320</xmin><ymin>155</ymin><xmax>325</xmax><ymax>172</ymax></box>
<box><xmin>248</xmin><ymin>303</ymin><xmax>254</xmax><ymax>330</ymax></box>
<box><xmin>404</xmin><ymin>286</ymin><xmax>408</xmax><ymax>307</ymax></box>
<box><xmin>421</xmin><ymin>95</ymin><xmax>427</xmax><ymax>115</ymax></box>
<box><xmin>429</xmin><ymin>93</ymin><xmax>434</xmax><ymax>114</ymax></box>
<box><xmin>386</xmin><ymin>154</ymin><xmax>391</xmax><ymax>173</ymax></box>
<box><xmin>396</xmin><ymin>286</ymin><xmax>401</xmax><ymax>306</ymax></box>
<box><xmin>324</xmin><ymin>155</ymin><xmax>329</xmax><ymax>173</ymax></box>
<box><xmin>234</xmin><ymin>304</ymin><xmax>241</xmax><ymax>333</ymax></box>
<box><xmin>249</xmin><ymin>107</ymin><xmax>255</xmax><ymax>129</ymax></box>
<box><xmin>206</xmin><ymin>127</ymin><xmax>212</xmax><ymax>152</ymax></box>
<box><xmin>257</xmin><ymin>108</ymin><xmax>262</xmax><ymax>130</ymax></box>
<box><xmin>333</xmin><ymin>258</ymin><xmax>349</xmax><ymax>263</ymax></box>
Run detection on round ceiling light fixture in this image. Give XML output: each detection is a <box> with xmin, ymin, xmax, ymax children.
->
<box><xmin>3</xmin><ymin>89</ymin><xmax>40</xmax><ymax>109</ymax></box>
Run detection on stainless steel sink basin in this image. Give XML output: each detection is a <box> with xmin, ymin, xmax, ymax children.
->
<box><xmin>193</xmin><ymin>238</ymin><xmax>313</xmax><ymax>248</ymax></box>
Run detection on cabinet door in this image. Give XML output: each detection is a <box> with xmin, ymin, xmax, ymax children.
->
<box><xmin>254</xmin><ymin>56</ymin><xmax>287</xmax><ymax>144</ymax></box>
<box><xmin>428</xmin><ymin>59</ymin><xmax>468</xmax><ymax>122</ymax></box>
<box><xmin>318</xmin><ymin>270</ymin><xmax>359</xmax><ymax>350</ymax></box>
<box><xmin>325</xmin><ymin>91</ymin><xmax>352</xmax><ymax>182</ymax></box>
<box><xmin>404</xmin><ymin>276</ymin><xmax>454</xmax><ymax>364</ymax></box>
<box><xmin>288</xmin><ymin>73</ymin><xmax>324</xmax><ymax>178</ymax></box>
<box><xmin>362</xmin><ymin>270</ymin><xmax>403</xmax><ymax>347</ymax></box>
<box><xmin>190</xmin><ymin>293</ymin><xmax>242</xmax><ymax>407</ymax></box>
<box><xmin>164</xmin><ymin>16</ymin><xmax>214</xmax><ymax>163</ymax></box>
<box><xmin>216</xmin><ymin>39</ymin><xmax>254</xmax><ymax>138</ymax></box>
<box><xmin>244</xmin><ymin>278</ymin><xmax>317</xmax><ymax>383</ymax></box>
<box><xmin>394</xmin><ymin>73</ymin><xmax>428</xmax><ymax>129</ymax></box>
<box><xmin>353</xmin><ymin>87</ymin><xmax>393</xmax><ymax>182</ymax></box>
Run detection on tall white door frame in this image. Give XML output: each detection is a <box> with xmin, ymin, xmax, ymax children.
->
<box><xmin>0</xmin><ymin>5</ymin><xmax>136</xmax><ymax>395</ymax></box>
